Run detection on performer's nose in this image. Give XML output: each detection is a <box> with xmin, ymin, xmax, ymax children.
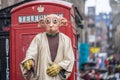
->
<box><xmin>50</xmin><ymin>23</ymin><xmax>54</xmax><ymax>28</ymax></box>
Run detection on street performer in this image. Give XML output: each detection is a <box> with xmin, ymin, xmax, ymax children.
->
<box><xmin>20</xmin><ymin>14</ymin><xmax>75</xmax><ymax>80</ymax></box>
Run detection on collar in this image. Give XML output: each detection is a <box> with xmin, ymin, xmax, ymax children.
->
<box><xmin>46</xmin><ymin>33</ymin><xmax>59</xmax><ymax>37</ymax></box>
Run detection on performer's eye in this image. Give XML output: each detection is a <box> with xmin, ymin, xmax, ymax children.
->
<box><xmin>45</xmin><ymin>17</ymin><xmax>51</xmax><ymax>24</ymax></box>
<box><xmin>53</xmin><ymin>17</ymin><xmax>58</xmax><ymax>24</ymax></box>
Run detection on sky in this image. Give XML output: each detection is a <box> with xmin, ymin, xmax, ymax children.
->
<box><xmin>85</xmin><ymin>0</ymin><xmax>112</xmax><ymax>15</ymax></box>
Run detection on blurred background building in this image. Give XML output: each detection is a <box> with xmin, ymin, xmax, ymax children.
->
<box><xmin>110</xmin><ymin>0</ymin><xmax>120</xmax><ymax>54</ymax></box>
<box><xmin>108</xmin><ymin>0</ymin><xmax>120</xmax><ymax>60</ymax></box>
<box><xmin>0</xmin><ymin>0</ymin><xmax>24</xmax><ymax>9</ymax></box>
<box><xmin>85</xmin><ymin>0</ymin><xmax>112</xmax><ymax>54</ymax></box>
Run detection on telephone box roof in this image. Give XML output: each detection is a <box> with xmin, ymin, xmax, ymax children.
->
<box><xmin>11</xmin><ymin>0</ymin><xmax>73</xmax><ymax>13</ymax></box>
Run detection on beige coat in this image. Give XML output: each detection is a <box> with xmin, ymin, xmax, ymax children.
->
<box><xmin>20</xmin><ymin>32</ymin><xmax>75</xmax><ymax>80</ymax></box>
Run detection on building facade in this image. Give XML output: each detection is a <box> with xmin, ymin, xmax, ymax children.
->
<box><xmin>0</xmin><ymin>0</ymin><xmax>24</xmax><ymax>9</ymax></box>
<box><xmin>110</xmin><ymin>0</ymin><xmax>120</xmax><ymax>53</ymax></box>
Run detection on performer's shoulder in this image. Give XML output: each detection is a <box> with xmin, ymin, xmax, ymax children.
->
<box><xmin>60</xmin><ymin>32</ymin><xmax>70</xmax><ymax>40</ymax></box>
<box><xmin>35</xmin><ymin>32</ymin><xmax>45</xmax><ymax>38</ymax></box>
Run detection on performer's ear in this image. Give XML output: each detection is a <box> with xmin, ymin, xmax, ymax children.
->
<box><xmin>38</xmin><ymin>18</ymin><xmax>45</xmax><ymax>27</ymax></box>
<box><xmin>60</xmin><ymin>18</ymin><xmax>68</xmax><ymax>27</ymax></box>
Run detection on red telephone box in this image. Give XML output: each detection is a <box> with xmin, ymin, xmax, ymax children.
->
<box><xmin>10</xmin><ymin>0</ymin><xmax>78</xmax><ymax>80</ymax></box>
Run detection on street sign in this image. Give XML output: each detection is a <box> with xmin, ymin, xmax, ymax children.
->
<box><xmin>90</xmin><ymin>47</ymin><xmax>100</xmax><ymax>53</ymax></box>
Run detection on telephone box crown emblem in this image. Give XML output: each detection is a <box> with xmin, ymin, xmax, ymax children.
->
<box><xmin>37</xmin><ymin>5</ymin><xmax>44</xmax><ymax>12</ymax></box>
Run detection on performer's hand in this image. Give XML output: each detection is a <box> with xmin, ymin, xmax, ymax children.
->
<box><xmin>46</xmin><ymin>63</ymin><xmax>62</xmax><ymax>77</ymax></box>
<box><xmin>23</xmin><ymin>59</ymin><xmax>34</xmax><ymax>71</ymax></box>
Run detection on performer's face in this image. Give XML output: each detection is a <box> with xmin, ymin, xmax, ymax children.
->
<box><xmin>44</xmin><ymin>14</ymin><xmax>60</xmax><ymax>34</ymax></box>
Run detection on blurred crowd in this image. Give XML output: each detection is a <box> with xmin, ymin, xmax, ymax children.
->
<box><xmin>79</xmin><ymin>53</ymin><xmax>120</xmax><ymax>80</ymax></box>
